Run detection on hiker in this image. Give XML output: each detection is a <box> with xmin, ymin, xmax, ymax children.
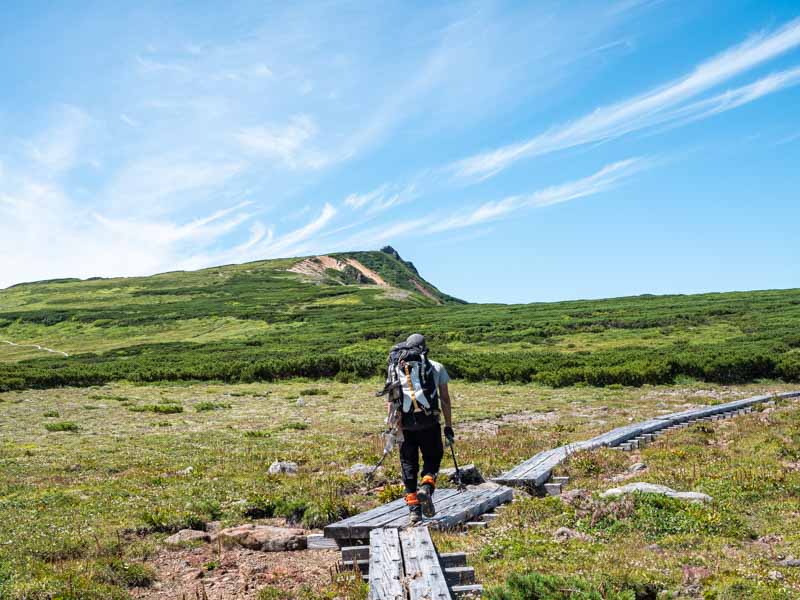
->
<box><xmin>380</xmin><ymin>333</ymin><xmax>454</xmax><ymax>524</ymax></box>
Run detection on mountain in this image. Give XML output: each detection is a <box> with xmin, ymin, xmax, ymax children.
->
<box><xmin>1</xmin><ymin>248</ymin><xmax>799</xmax><ymax>392</ymax></box>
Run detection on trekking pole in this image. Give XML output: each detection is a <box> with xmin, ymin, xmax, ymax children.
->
<box><xmin>365</xmin><ymin>451</ymin><xmax>389</xmax><ymax>483</ymax></box>
<box><xmin>448</xmin><ymin>442</ymin><xmax>466</xmax><ymax>491</ymax></box>
<box><xmin>365</xmin><ymin>427</ymin><xmax>398</xmax><ymax>484</ymax></box>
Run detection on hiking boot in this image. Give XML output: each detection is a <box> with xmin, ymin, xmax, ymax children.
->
<box><xmin>417</xmin><ymin>476</ymin><xmax>436</xmax><ymax>518</ymax></box>
<box><xmin>406</xmin><ymin>492</ymin><xmax>422</xmax><ymax>524</ymax></box>
<box><xmin>408</xmin><ymin>504</ymin><xmax>423</xmax><ymax>524</ymax></box>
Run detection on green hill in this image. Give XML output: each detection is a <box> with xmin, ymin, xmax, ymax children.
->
<box><xmin>1</xmin><ymin>247</ymin><xmax>799</xmax><ymax>391</ymax></box>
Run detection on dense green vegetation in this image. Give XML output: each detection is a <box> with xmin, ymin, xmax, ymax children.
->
<box><xmin>1</xmin><ymin>248</ymin><xmax>799</xmax><ymax>391</ymax></box>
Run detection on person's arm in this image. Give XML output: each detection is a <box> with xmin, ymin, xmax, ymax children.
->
<box><xmin>439</xmin><ymin>383</ymin><xmax>452</xmax><ymax>428</ymax></box>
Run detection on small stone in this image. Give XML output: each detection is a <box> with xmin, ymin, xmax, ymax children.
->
<box><xmin>206</xmin><ymin>521</ymin><xmax>222</xmax><ymax>535</ymax></box>
<box><xmin>164</xmin><ymin>529</ymin><xmax>210</xmax><ymax>545</ymax></box>
<box><xmin>769</xmin><ymin>570</ymin><xmax>785</xmax><ymax>581</ymax></box>
<box><xmin>553</xmin><ymin>527</ymin><xmax>594</xmax><ymax>543</ymax></box>
<box><xmin>217</xmin><ymin>524</ymin><xmax>307</xmax><ymax>552</ymax></box>
<box><xmin>628</xmin><ymin>462</ymin><xmax>647</xmax><ymax>473</ymax></box>
<box><xmin>344</xmin><ymin>463</ymin><xmax>377</xmax><ymax>476</ymax></box>
<box><xmin>682</xmin><ymin>566</ymin><xmax>710</xmax><ymax>585</ymax></box>
<box><xmin>296</xmin><ymin>397</ymin><xmax>305</xmax><ymax>407</ymax></box>
<box><xmin>183</xmin><ymin>568</ymin><xmax>204</xmax><ymax>581</ymax></box>
<box><xmin>560</xmin><ymin>489</ymin><xmax>590</xmax><ymax>504</ymax></box>
<box><xmin>178</xmin><ymin>466</ymin><xmax>194</xmax><ymax>476</ymax></box>
<box><xmin>268</xmin><ymin>461</ymin><xmax>298</xmax><ymax>475</ymax></box>
<box><xmin>439</xmin><ymin>464</ymin><xmax>484</xmax><ymax>485</ymax></box>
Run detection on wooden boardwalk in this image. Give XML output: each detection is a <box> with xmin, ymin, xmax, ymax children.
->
<box><xmin>367</xmin><ymin>526</ymin><xmax>474</xmax><ymax>600</ymax></box>
<box><xmin>325</xmin><ymin>483</ymin><xmax>513</xmax><ymax>544</ymax></box>
<box><xmin>493</xmin><ymin>391</ymin><xmax>800</xmax><ymax>489</ymax></box>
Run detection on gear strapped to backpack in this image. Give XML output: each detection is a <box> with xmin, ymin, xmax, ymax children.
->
<box><xmin>377</xmin><ymin>341</ymin><xmax>440</xmax><ymax>431</ymax></box>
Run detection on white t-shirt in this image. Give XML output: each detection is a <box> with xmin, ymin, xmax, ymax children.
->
<box><xmin>429</xmin><ymin>359</ymin><xmax>450</xmax><ymax>388</ymax></box>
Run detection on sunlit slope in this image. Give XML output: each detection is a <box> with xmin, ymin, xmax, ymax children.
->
<box><xmin>1</xmin><ymin>248</ymin><xmax>799</xmax><ymax>390</ymax></box>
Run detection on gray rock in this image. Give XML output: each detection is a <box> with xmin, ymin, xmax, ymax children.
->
<box><xmin>268</xmin><ymin>461</ymin><xmax>298</xmax><ymax>475</ymax></box>
<box><xmin>560</xmin><ymin>489</ymin><xmax>590</xmax><ymax>504</ymax></box>
<box><xmin>628</xmin><ymin>462</ymin><xmax>647</xmax><ymax>472</ymax></box>
<box><xmin>344</xmin><ymin>463</ymin><xmax>377</xmax><ymax>476</ymax></box>
<box><xmin>164</xmin><ymin>529</ymin><xmax>210</xmax><ymax>545</ymax></box>
<box><xmin>553</xmin><ymin>527</ymin><xmax>594</xmax><ymax>543</ymax></box>
<box><xmin>217</xmin><ymin>524</ymin><xmax>307</xmax><ymax>552</ymax></box>
<box><xmin>778</xmin><ymin>557</ymin><xmax>800</xmax><ymax>567</ymax></box>
<box><xmin>439</xmin><ymin>463</ymin><xmax>484</xmax><ymax>485</ymax></box>
<box><xmin>296</xmin><ymin>397</ymin><xmax>305</xmax><ymax>407</ymax></box>
<box><xmin>601</xmin><ymin>482</ymin><xmax>712</xmax><ymax>503</ymax></box>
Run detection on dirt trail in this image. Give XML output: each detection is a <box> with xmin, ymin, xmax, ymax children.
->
<box><xmin>288</xmin><ymin>255</ymin><xmax>389</xmax><ymax>286</ymax></box>
<box><xmin>1</xmin><ymin>339</ymin><xmax>69</xmax><ymax>357</ymax></box>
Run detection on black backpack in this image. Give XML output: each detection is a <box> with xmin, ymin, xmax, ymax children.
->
<box><xmin>377</xmin><ymin>341</ymin><xmax>440</xmax><ymax>430</ymax></box>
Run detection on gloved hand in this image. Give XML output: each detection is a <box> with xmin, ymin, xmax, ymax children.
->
<box><xmin>444</xmin><ymin>426</ymin><xmax>455</xmax><ymax>447</ymax></box>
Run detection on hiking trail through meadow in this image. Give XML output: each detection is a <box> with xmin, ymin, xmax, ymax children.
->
<box><xmin>1</xmin><ymin>339</ymin><xmax>69</xmax><ymax>357</ymax></box>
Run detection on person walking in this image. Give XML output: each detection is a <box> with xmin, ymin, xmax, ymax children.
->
<box><xmin>380</xmin><ymin>333</ymin><xmax>454</xmax><ymax>523</ymax></box>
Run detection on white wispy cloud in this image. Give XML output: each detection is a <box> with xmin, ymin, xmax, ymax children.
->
<box><xmin>431</xmin><ymin>158</ymin><xmax>647</xmax><ymax>233</ymax></box>
<box><xmin>451</xmin><ymin>18</ymin><xmax>800</xmax><ymax>181</ymax></box>
<box><xmin>335</xmin><ymin>158</ymin><xmax>648</xmax><ymax>249</ymax></box>
<box><xmin>236</xmin><ymin>115</ymin><xmax>334</xmax><ymax>170</ymax></box>
<box><xmin>24</xmin><ymin>105</ymin><xmax>92</xmax><ymax>174</ymax></box>
<box><xmin>257</xmin><ymin>202</ymin><xmax>337</xmax><ymax>257</ymax></box>
<box><xmin>344</xmin><ymin>182</ymin><xmax>418</xmax><ymax>214</ymax></box>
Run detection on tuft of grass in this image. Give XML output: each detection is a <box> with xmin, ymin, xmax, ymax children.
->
<box><xmin>195</xmin><ymin>401</ymin><xmax>232</xmax><ymax>412</ymax></box>
<box><xmin>244</xmin><ymin>429</ymin><xmax>271</xmax><ymax>438</ymax></box>
<box><xmin>486</xmin><ymin>571</ymin><xmax>647</xmax><ymax>600</ymax></box>
<box><xmin>96</xmin><ymin>558</ymin><xmax>157</xmax><ymax>588</ymax></box>
<box><xmin>281</xmin><ymin>421</ymin><xmax>309</xmax><ymax>431</ymax></box>
<box><xmin>299</xmin><ymin>388</ymin><xmax>329</xmax><ymax>396</ymax></box>
<box><xmin>44</xmin><ymin>421</ymin><xmax>79</xmax><ymax>432</ymax></box>
<box><xmin>43</xmin><ymin>410</ymin><xmax>59</xmax><ymax>418</ymax></box>
<box><xmin>128</xmin><ymin>404</ymin><xmax>183</xmax><ymax>414</ymax></box>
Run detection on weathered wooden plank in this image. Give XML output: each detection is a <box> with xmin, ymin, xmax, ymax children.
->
<box><xmin>307</xmin><ymin>533</ymin><xmax>339</xmax><ymax>550</ymax></box>
<box><xmin>326</xmin><ymin>489</ymin><xmax>460</xmax><ymax>539</ymax></box>
<box><xmin>341</xmin><ymin>545</ymin><xmax>370</xmax><ymax>561</ymax></box>
<box><xmin>439</xmin><ymin>552</ymin><xmax>467</xmax><ymax>568</ymax></box>
<box><xmin>429</xmin><ymin>484</ymin><xmax>514</xmax><ymax>530</ymax></box>
<box><xmin>400</xmin><ymin>526</ymin><xmax>452</xmax><ymax>600</ymax></box>
<box><xmin>381</xmin><ymin>485</ymin><xmax>507</xmax><ymax>532</ymax></box>
<box><xmin>368</xmin><ymin>528</ymin><xmax>404</xmax><ymax>600</ymax></box>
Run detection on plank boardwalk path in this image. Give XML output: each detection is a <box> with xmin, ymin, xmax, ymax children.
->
<box><xmin>493</xmin><ymin>391</ymin><xmax>800</xmax><ymax>489</ymax></box>
<box><xmin>325</xmin><ymin>483</ymin><xmax>513</xmax><ymax>544</ymax></box>
<box><xmin>367</xmin><ymin>527</ymin><xmax>455</xmax><ymax>600</ymax></box>
<box><xmin>331</xmin><ymin>390</ymin><xmax>800</xmax><ymax>598</ymax></box>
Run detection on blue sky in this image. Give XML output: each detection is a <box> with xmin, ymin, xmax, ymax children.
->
<box><xmin>1</xmin><ymin>1</ymin><xmax>799</xmax><ymax>302</ymax></box>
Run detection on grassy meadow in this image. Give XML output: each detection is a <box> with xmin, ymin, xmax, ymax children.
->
<box><xmin>1</xmin><ymin>379</ymin><xmax>799</xmax><ymax>598</ymax></box>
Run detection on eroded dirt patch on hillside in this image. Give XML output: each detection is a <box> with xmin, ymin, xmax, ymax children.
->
<box><xmin>133</xmin><ymin>544</ymin><xmax>338</xmax><ymax>600</ymax></box>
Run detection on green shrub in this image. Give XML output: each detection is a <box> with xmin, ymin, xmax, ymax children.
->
<box><xmin>96</xmin><ymin>559</ymin><xmax>156</xmax><ymax>588</ymax></box>
<box><xmin>195</xmin><ymin>401</ymin><xmax>232</xmax><ymax>412</ymax></box>
<box><xmin>43</xmin><ymin>410</ymin><xmax>59</xmax><ymax>418</ymax></box>
<box><xmin>486</xmin><ymin>571</ymin><xmax>637</xmax><ymax>600</ymax></box>
<box><xmin>44</xmin><ymin>421</ymin><xmax>79</xmax><ymax>432</ymax></box>
<box><xmin>298</xmin><ymin>387</ymin><xmax>328</xmax><ymax>396</ymax></box>
<box><xmin>129</xmin><ymin>404</ymin><xmax>183</xmax><ymax>414</ymax></box>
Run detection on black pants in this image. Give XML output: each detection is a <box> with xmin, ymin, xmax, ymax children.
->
<box><xmin>399</xmin><ymin>424</ymin><xmax>444</xmax><ymax>493</ymax></box>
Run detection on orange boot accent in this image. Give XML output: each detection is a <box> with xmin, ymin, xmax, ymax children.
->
<box><xmin>421</xmin><ymin>474</ymin><xmax>436</xmax><ymax>488</ymax></box>
<box><xmin>405</xmin><ymin>492</ymin><xmax>419</xmax><ymax>506</ymax></box>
